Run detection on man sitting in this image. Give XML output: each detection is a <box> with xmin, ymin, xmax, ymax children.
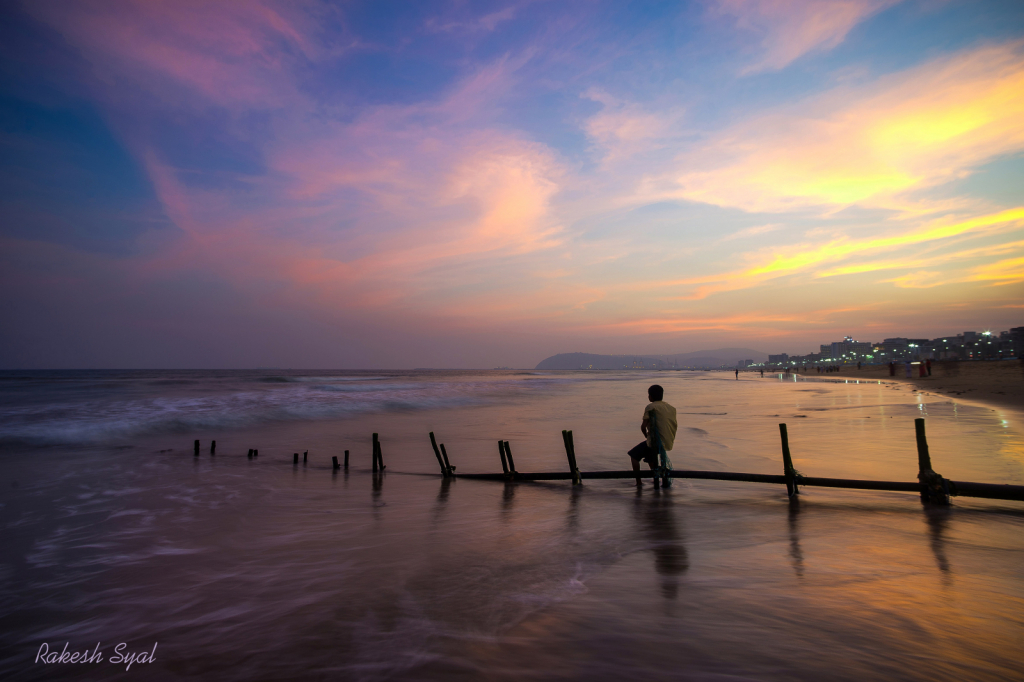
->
<box><xmin>627</xmin><ymin>384</ymin><xmax>678</xmax><ymax>487</ymax></box>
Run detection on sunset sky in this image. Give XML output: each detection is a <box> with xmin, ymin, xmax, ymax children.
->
<box><xmin>1</xmin><ymin>0</ymin><xmax>1023</xmax><ymax>368</ymax></box>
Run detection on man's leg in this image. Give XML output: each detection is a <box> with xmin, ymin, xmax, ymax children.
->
<box><xmin>628</xmin><ymin>441</ymin><xmax>650</xmax><ymax>486</ymax></box>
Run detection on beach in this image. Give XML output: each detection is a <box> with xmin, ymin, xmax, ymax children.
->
<box><xmin>1</xmin><ymin>369</ymin><xmax>1023</xmax><ymax>681</ymax></box>
<box><xmin>787</xmin><ymin>360</ymin><xmax>1024</xmax><ymax>413</ymax></box>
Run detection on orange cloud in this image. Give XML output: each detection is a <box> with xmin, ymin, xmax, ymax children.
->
<box><xmin>658</xmin><ymin>42</ymin><xmax>1024</xmax><ymax>212</ymax></box>
<box><xmin>968</xmin><ymin>256</ymin><xmax>1024</xmax><ymax>286</ymax></box>
<box><xmin>748</xmin><ymin>207</ymin><xmax>1024</xmax><ymax>276</ymax></box>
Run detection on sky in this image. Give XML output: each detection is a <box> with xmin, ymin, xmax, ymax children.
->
<box><xmin>1</xmin><ymin>0</ymin><xmax>1023</xmax><ymax>369</ymax></box>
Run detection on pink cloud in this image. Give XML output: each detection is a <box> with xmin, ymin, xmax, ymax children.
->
<box><xmin>714</xmin><ymin>0</ymin><xmax>900</xmax><ymax>73</ymax></box>
<box><xmin>24</xmin><ymin>0</ymin><xmax>321</xmax><ymax>108</ymax></box>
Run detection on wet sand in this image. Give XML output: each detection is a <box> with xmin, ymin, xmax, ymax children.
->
<box><xmin>787</xmin><ymin>360</ymin><xmax>1024</xmax><ymax>412</ymax></box>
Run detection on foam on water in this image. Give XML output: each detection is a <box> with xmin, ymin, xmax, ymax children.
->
<box><xmin>0</xmin><ymin>371</ymin><xmax>564</xmax><ymax>447</ymax></box>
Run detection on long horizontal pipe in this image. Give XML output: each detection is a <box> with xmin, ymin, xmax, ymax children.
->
<box><xmin>453</xmin><ymin>470</ymin><xmax>1024</xmax><ymax>501</ymax></box>
<box><xmin>949</xmin><ymin>481</ymin><xmax>1024</xmax><ymax>501</ymax></box>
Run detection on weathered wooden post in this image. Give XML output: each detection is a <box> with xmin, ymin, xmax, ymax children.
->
<box><xmin>211</xmin><ymin>440</ymin><xmax>216</xmax><ymax>455</ymax></box>
<box><xmin>303</xmin><ymin>451</ymin><xmax>307</xmax><ymax>463</ymax></box>
<box><xmin>253</xmin><ymin>449</ymin><xmax>258</xmax><ymax>457</ymax></box>
<box><xmin>247</xmin><ymin>448</ymin><xmax>253</xmax><ymax>459</ymax></box>
<box><xmin>194</xmin><ymin>440</ymin><xmax>200</xmax><ymax>456</ymax></box>
<box><xmin>429</xmin><ymin>433</ymin><xmax>448</xmax><ymax>476</ymax></box>
<box><xmin>503</xmin><ymin>441</ymin><xmax>516</xmax><ymax>478</ymax></box>
<box><xmin>332</xmin><ymin>455</ymin><xmax>340</xmax><ymax>470</ymax></box>
<box><xmin>372</xmin><ymin>433</ymin><xmax>379</xmax><ymax>472</ymax></box>
<box><xmin>779</xmin><ymin>423</ymin><xmax>798</xmax><ymax>498</ymax></box>
<box><xmin>916</xmin><ymin>418</ymin><xmax>949</xmax><ymax>505</ymax></box>
<box><xmin>498</xmin><ymin>440</ymin><xmax>510</xmax><ymax>477</ymax></box>
<box><xmin>562</xmin><ymin>430</ymin><xmax>581</xmax><ymax>485</ymax></box>
<box><xmin>440</xmin><ymin>443</ymin><xmax>453</xmax><ymax>475</ymax></box>
<box><xmin>344</xmin><ymin>450</ymin><xmax>349</xmax><ymax>469</ymax></box>
<box><xmin>293</xmin><ymin>452</ymin><xmax>299</xmax><ymax>464</ymax></box>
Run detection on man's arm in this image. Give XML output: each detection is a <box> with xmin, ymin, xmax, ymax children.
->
<box><xmin>641</xmin><ymin>417</ymin><xmax>650</xmax><ymax>438</ymax></box>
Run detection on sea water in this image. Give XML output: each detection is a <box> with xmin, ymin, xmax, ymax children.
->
<box><xmin>0</xmin><ymin>370</ymin><xmax>1022</xmax><ymax>681</ymax></box>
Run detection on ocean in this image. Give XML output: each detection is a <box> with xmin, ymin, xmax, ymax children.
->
<box><xmin>1</xmin><ymin>369</ymin><xmax>1022</xmax><ymax>680</ymax></box>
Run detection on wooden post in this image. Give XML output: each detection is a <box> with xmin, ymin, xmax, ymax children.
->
<box><xmin>294</xmin><ymin>452</ymin><xmax>299</xmax><ymax>464</ymax></box>
<box><xmin>253</xmin><ymin>449</ymin><xmax>258</xmax><ymax>457</ymax></box>
<box><xmin>779</xmin><ymin>423</ymin><xmax>798</xmax><ymax>497</ymax></box>
<box><xmin>344</xmin><ymin>450</ymin><xmax>349</xmax><ymax>469</ymax></box>
<box><xmin>915</xmin><ymin>418</ymin><xmax>932</xmax><ymax>475</ymax></box>
<box><xmin>499</xmin><ymin>440</ymin><xmax>510</xmax><ymax>476</ymax></box>
<box><xmin>303</xmin><ymin>451</ymin><xmax>308</xmax><ymax>463</ymax></box>
<box><xmin>503</xmin><ymin>441</ymin><xmax>516</xmax><ymax>477</ymax></box>
<box><xmin>916</xmin><ymin>418</ymin><xmax>949</xmax><ymax>505</ymax></box>
<box><xmin>561</xmin><ymin>430</ymin><xmax>572</xmax><ymax>478</ymax></box>
<box><xmin>247</xmin><ymin>449</ymin><xmax>253</xmax><ymax>459</ymax></box>
<box><xmin>563</xmin><ymin>430</ymin><xmax>581</xmax><ymax>485</ymax></box>
<box><xmin>440</xmin><ymin>443</ymin><xmax>454</xmax><ymax>474</ymax></box>
<box><xmin>332</xmin><ymin>455</ymin><xmax>340</xmax><ymax>470</ymax></box>
<box><xmin>372</xmin><ymin>433</ymin><xmax>379</xmax><ymax>472</ymax></box>
<box><xmin>211</xmin><ymin>440</ymin><xmax>216</xmax><ymax>455</ymax></box>
<box><xmin>377</xmin><ymin>438</ymin><xmax>385</xmax><ymax>471</ymax></box>
<box><xmin>429</xmin><ymin>433</ymin><xmax>448</xmax><ymax>476</ymax></box>
<box><xmin>194</xmin><ymin>440</ymin><xmax>200</xmax><ymax>456</ymax></box>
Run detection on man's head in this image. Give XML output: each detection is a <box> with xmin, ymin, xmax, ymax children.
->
<box><xmin>648</xmin><ymin>384</ymin><xmax>664</xmax><ymax>402</ymax></box>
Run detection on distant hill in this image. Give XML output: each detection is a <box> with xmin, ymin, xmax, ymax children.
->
<box><xmin>534</xmin><ymin>348</ymin><xmax>768</xmax><ymax>370</ymax></box>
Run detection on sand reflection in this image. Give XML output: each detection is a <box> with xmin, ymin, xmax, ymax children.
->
<box><xmin>924</xmin><ymin>505</ymin><xmax>953</xmax><ymax>582</ymax></box>
<box><xmin>789</xmin><ymin>499</ymin><xmax>805</xmax><ymax>579</ymax></box>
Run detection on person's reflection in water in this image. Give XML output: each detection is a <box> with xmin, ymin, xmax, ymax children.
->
<box><xmin>635</xmin><ymin>492</ymin><xmax>688</xmax><ymax>600</ymax></box>
<box><xmin>924</xmin><ymin>505</ymin><xmax>953</xmax><ymax>583</ymax></box>
<box><xmin>788</xmin><ymin>498</ymin><xmax>805</xmax><ymax>579</ymax></box>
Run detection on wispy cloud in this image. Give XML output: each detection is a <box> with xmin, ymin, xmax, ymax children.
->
<box><xmin>714</xmin><ymin>0</ymin><xmax>900</xmax><ymax>74</ymax></box>
<box><xmin>424</xmin><ymin>6</ymin><xmax>517</xmax><ymax>34</ymax></box>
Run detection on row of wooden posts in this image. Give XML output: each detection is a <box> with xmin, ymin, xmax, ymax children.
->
<box><xmin>189</xmin><ymin>419</ymin><xmax>1024</xmax><ymax>504</ymax></box>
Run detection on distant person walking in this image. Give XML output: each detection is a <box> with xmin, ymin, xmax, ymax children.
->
<box><xmin>760</xmin><ymin>368</ymin><xmax>764</xmax><ymax>378</ymax></box>
<box><xmin>627</xmin><ymin>384</ymin><xmax>678</xmax><ymax>488</ymax></box>
<box><xmin>889</xmin><ymin>361</ymin><xmax>895</xmax><ymax>377</ymax></box>
<box><xmin>919</xmin><ymin>362</ymin><xmax>927</xmax><ymax>378</ymax></box>
<box><xmin>926</xmin><ymin>359</ymin><xmax>932</xmax><ymax>376</ymax></box>
<box><xmin>735</xmin><ymin>369</ymin><xmax>739</xmax><ymax>379</ymax></box>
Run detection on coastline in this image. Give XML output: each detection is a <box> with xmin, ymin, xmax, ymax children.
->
<box><xmin>785</xmin><ymin>359</ymin><xmax>1024</xmax><ymax>412</ymax></box>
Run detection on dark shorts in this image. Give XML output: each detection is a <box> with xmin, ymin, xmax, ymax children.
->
<box><xmin>628</xmin><ymin>441</ymin><xmax>658</xmax><ymax>466</ymax></box>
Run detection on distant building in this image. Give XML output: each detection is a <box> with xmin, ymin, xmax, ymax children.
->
<box><xmin>1010</xmin><ymin>327</ymin><xmax>1024</xmax><ymax>357</ymax></box>
<box><xmin>822</xmin><ymin>336</ymin><xmax>873</xmax><ymax>361</ymax></box>
<box><xmin>768</xmin><ymin>353</ymin><xmax>788</xmax><ymax>364</ymax></box>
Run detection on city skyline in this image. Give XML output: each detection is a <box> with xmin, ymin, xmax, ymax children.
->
<box><xmin>2</xmin><ymin>1</ymin><xmax>1024</xmax><ymax>369</ymax></box>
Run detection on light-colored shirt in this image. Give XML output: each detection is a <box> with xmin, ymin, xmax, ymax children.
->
<box><xmin>644</xmin><ymin>401</ymin><xmax>678</xmax><ymax>451</ymax></box>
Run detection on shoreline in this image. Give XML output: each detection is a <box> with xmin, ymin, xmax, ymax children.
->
<box><xmin>775</xmin><ymin>359</ymin><xmax>1024</xmax><ymax>413</ymax></box>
